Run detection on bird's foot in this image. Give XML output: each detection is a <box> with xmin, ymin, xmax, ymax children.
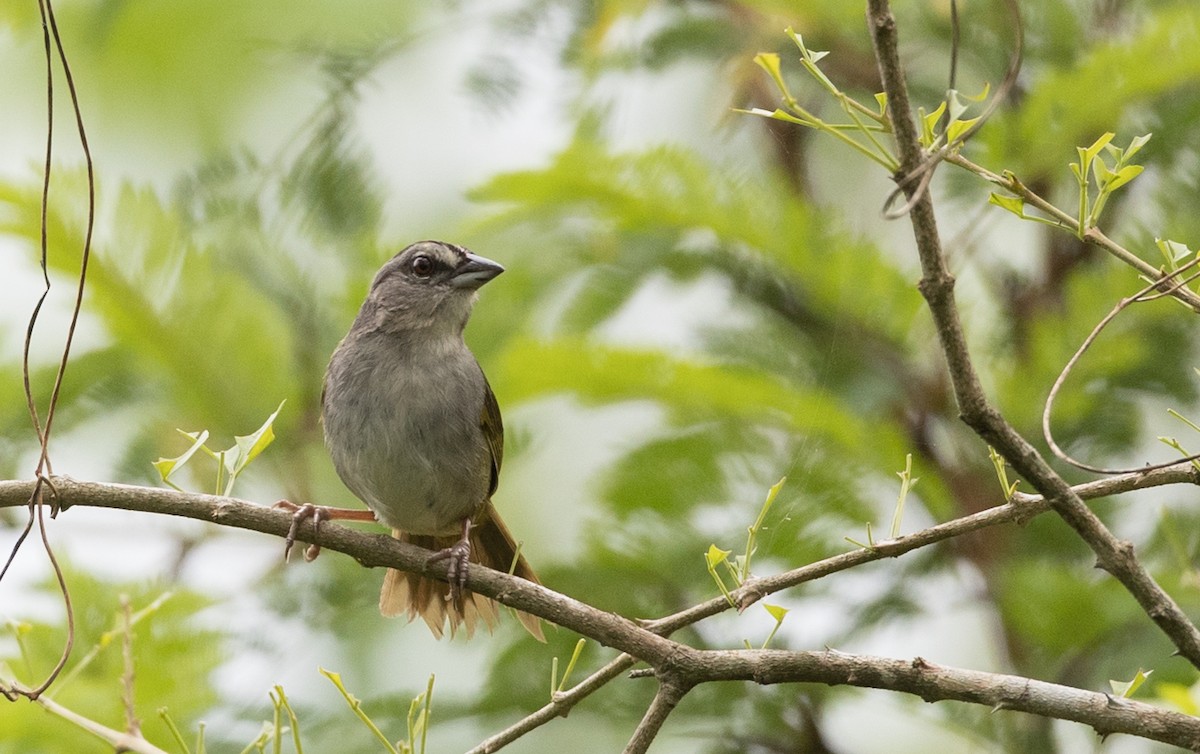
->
<box><xmin>428</xmin><ymin>522</ymin><xmax>473</xmax><ymax>603</ymax></box>
<box><xmin>273</xmin><ymin>502</ymin><xmax>330</xmax><ymax>562</ymax></box>
<box><xmin>273</xmin><ymin>501</ymin><xmax>377</xmax><ymax>562</ymax></box>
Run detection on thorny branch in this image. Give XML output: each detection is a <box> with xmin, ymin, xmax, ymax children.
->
<box><xmin>624</xmin><ymin>676</ymin><xmax>694</xmax><ymax>754</ymax></box>
<box><xmin>2</xmin><ymin>468</ymin><xmax>1199</xmax><ymax>750</ymax></box>
<box><xmin>866</xmin><ymin>0</ymin><xmax>1200</xmax><ymax>671</ymax></box>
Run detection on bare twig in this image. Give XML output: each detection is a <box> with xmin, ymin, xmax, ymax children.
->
<box><xmin>4</xmin><ymin>0</ymin><xmax>95</xmax><ymax>701</ymax></box>
<box><xmin>120</xmin><ymin>596</ymin><xmax>142</xmax><ymax>741</ymax></box>
<box><xmin>22</xmin><ymin>482</ymin><xmax>73</xmax><ymax>700</ymax></box>
<box><xmin>0</xmin><ymin>477</ymin><xmax>675</xmax><ymax>665</ymax></box>
<box><xmin>1043</xmin><ymin>259</ymin><xmax>1200</xmax><ymax>474</ymax></box>
<box><xmin>867</xmin><ymin>0</ymin><xmax>1200</xmax><ymax>670</ymax></box>
<box><xmin>647</xmin><ymin>462</ymin><xmax>1199</xmax><ymax>632</ymax></box>
<box><xmin>3</xmin><ymin>681</ymin><xmax>170</xmax><ymax>754</ymax></box>
<box><xmin>685</xmin><ymin>648</ymin><xmax>1200</xmax><ymax>750</ymax></box>
<box><xmin>29</xmin><ymin>0</ymin><xmax>97</xmax><ymax>475</ymax></box>
<box><xmin>468</xmin><ymin>655</ymin><xmax>639</xmax><ymax>754</ymax></box>
<box><xmin>623</xmin><ymin>676</ymin><xmax>693</xmax><ymax>754</ymax></box>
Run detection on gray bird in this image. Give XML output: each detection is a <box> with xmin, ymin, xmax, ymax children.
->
<box><xmin>282</xmin><ymin>240</ymin><xmax>542</xmax><ymax>640</ymax></box>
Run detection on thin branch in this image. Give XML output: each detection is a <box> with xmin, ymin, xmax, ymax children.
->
<box><xmin>120</xmin><ymin>595</ymin><xmax>142</xmax><ymax>741</ymax></box>
<box><xmin>5</xmin><ymin>0</ymin><xmax>94</xmax><ymax>702</ymax></box>
<box><xmin>4</xmin><ymin>681</ymin><xmax>170</xmax><ymax>754</ymax></box>
<box><xmin>3</xmin><ymin>469</ymin><xmax>1193</xmax><ymax>644</ymax></box>
<box><xmin>467</xmin><ymin>655</ymin><xmax>639</xmax><ymax>754</ymax></box>
<box><xmin>24</xmin><ymin>481</ymin><xmax>73</xmax><ymax>699</ymax></box>
<box><xmin>24</xmin><ymin>0</ymin><xmax>57</xmax><ymax>447</ymax></box>
<box><xmin>0</xmin><ymin>477</ymin><xmax>680</xmax><ymax>665</ymax></box>
<box><xmin>882</xmin><ymin>0</ymin><xmax>1022</xmax><ymax>219</ymax></box>
<box><xmin>685</xmin><ymin>648</ymin><xmax>1200</xmax><ymax>750</ymax></box>
<box><xmin>623</xmin><ymin>676</ymin><xmax>693</xmax><ymax>754</ymax></box>
<box><xmin>867</xmin><ymin>0</ymin><xmax>1200</xmax><ymax>669</ymax></box>
<box><xmin>33</xmin><ymin>0</ymin><xmax>97</xmax><ymax>474</ymax></box>
<box><xmin>646</xmin><ymin>463</ymin><xmax>1200</xmax><ymax>636</ymax></box>
<box><xmin>1043</xmin><ymin>260</ymin><xmax>1200</xmax><ymax>474</ymax></box>
<box><xmin>947</xmin><ymin>153</ymin><xmax>1200</xmax><ymax>312</ymax></box>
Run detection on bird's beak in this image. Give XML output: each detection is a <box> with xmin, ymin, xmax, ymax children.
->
<box><xmin>450</xmin><ymin>252</ymin><xmax>505</xmax><ymax>289</ymax></box>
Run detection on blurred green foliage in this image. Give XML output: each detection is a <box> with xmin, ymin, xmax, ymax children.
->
<box><xmin>1</xmin><ymin>566</ymin><xmax>218</xmax><ymax>754</ymax></box>
<box><xmin>3</xmin><ymin>1</ymin><xmax>1200</xmax><ymax>752</ymax></box>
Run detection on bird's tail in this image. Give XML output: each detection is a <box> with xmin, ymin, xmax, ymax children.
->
<box><xmin>380</xmin><ymin>503</ymin><xmax>544</xmax><ymax>641</ymax></box>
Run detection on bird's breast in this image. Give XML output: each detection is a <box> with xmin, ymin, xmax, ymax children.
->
<box><xmin>323</xmin><ymin>334</ymin><xmax>491</xmax><ymax>535</ymax></box>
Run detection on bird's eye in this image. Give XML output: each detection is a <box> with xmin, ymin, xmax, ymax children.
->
<box><xmin>411</xmin><ymin>254</ymin><xmax>434</xmax><ymax>277</ymax></box>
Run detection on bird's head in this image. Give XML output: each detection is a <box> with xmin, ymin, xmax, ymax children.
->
<box><xmin>360</xmin><ymin>240</ymin><xmax>504</xmax><ymax>337</ymax></box>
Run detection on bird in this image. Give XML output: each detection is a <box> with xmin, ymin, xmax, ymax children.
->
<box><xmin>279</xmin><ymin>240</ymin><xmax>542</xmax><ymax>640</ymax></box>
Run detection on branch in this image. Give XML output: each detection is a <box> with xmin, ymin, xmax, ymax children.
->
<box><xmin>467</xmin><ymin>655</ymin><xmax>638</xmax><ymax>754</ymax></box>
<box><xmin>650</xmin><ymin>463</ymin><xmax>1200</xmax><ymax>632</ymax></box>
<box><xmin>684</xmin><ymin>648</ymin><xmax>1200</xmax><ymax>750</ymax></box>
<box><xmin>866</xmin><ymin>0</ymin><xmax>1200</xmax><ymax>670</ymax></box>
<box><xmin>623</xmin><ymin>676</ymin><xmax>693</xmax><ymax>754</ymax></box>
<box><xmin>4</xmin><ymin>468</ymin><xmax>1197</xmax><ymax>750</ymax></box>
<box><xmin>946</xmin><ymin>153</ymin><xmax>1200</xmax><ymax>312</ymax></box>
<box><xmin>0</xmin><ymin>477</ymin><xmax>681</xmax><ymax>665</ymax></box>
<box><xmin>465</xmin><ymin>463</ymin><xmax>1200</xmax><ymax>751</ymax></box>
<box><xmin>4</xmin><ymin>682</ymin><xmax>169</xmax><ymax>754</ymax></box>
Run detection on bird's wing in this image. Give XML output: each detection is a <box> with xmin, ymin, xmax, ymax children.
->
<box><xmin>479</xmin><ymin>369</ymin><xmax>504</xmax><ymax>497</ymax></box>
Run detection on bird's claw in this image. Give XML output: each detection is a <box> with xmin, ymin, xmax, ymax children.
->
<box><xmin>273</xmin><ymin>501</ymin><xmax>328</xmax><ymax>562</ymax></box>
<box><xmin>428</xmin><ymin>538</ymin><xmax>472</xmax><ymax>603</ymax></box>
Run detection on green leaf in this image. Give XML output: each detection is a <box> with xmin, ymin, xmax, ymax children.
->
<box><xmin>890</xmin><ymin>453</ymin><xmax>917</xmax><ymax>539</ymax></box>
<box><xmin>1008</xmin><ymin>7</ymin><xmax>1199</xmax><ymax>178</ymax></box>
<box><xmin>232</xmin><ymin>400</ymin><xmax>286</xmax><ymax>473</ymax></box>
<box><xmin>945</xmin><ymin>89</ymin><xmax>969</xmax><ymax>122</ymax></box>
<box><xmin>763</xmin><ymin>108</ymin><xmax>814</xmax><ymax>126</ymax></box>
<box><xmin>1110</xmin><ymin>668</ymin><xmax>1152</xmax><ymax>698</ymax></box>
<box><xmin>554</xmin><ymin>639</ymin><xmax>587</xmax><ymax>694</ymax></box>
<box><xmin>752</xmin><ymin>52</ymin><xmax>792</xmax><ymax>101</ymax></box>
<box><xmin>946</xmin><ymin>116</ymin><xmax>981</xmax><ymax>144</ymax></box>
<box><xmin>1105</xmin><ymin>164</ymin><xmax>1144</xmax><ymax>192</ymax></box>
<box><xmin>1084</xmin><ymin>132</ymin><xmax>1116</xmax><ymax>163</ymax></box>
<box><xmin>706</xmin><ymin>544</ymin><xmax>736</xmax><ymax>607</ymax></box>
<box><xmin>785</xmin><ymin>27</ymin><xmax>828</xmax><ymax>64</ymax></box>
<box><xmin>406</xmin><ymin>675</ymin><xmax>435</xmax><ymax>754</ymax></box>
<box><xmin>988</xmin><ymin>193</ymin><xmax>1026</xmax><ymax>217</ymax></box>
<box><xmin>763</xmin><ymin>603</ymin><xmax>788</xmax><ymax>622</ymax></box>
<box><xmin>741</xmin><ymin>477</ymin><xmax>787</xmax><ymax>581</ymax></box>
<box><xmin>754</xmin><ymin>477</ymin><xmax>786</xmax><ymax>530</ymax></box>
<box><xmin>494</xmin><ymin>339</ymin><xmax>898</xmax><ymax>459</ymax></box>
<box><xmin>218</xmin><ymin>400</ymin><xmax>286</xmax><ymax>494</ymax></box>
<box><xmin>706</xmin><ymin>544</ymin><xmax>732</xmax><ymax>569</ymax></box>
<box><xmin>152</xmin><ymin>429</ymin><xmax>210</xmax><ymax>487</ymax></box>
<box><xmin>1155</xmin><ymin>238</ymin><xmax>1191</xmax><ymax>267</ymax></box>
<box><xmin>922</xmin><ymin>101</ymin><xmax>948</xmax><ymax>145</ymax></box>
<box><xmin>1091</xmin><ymin>155</ymin><xmax>1114</xmax><ymax>184</ymax></box>
<box><xmin>1125</xmin><ymin>132</ymin><xmax>1152</xmax><ymax>160</ymax></box>
<box><xmin>321</xmin><ymin>668</ymin><xmax>400</xmax><ymax>754</ymax></box>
